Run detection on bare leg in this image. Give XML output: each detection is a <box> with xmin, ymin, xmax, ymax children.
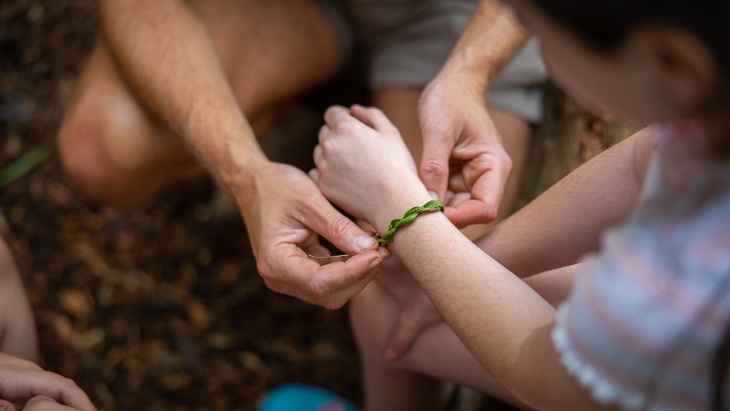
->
<box><xmin>353</xmin><ymin>266</ymin><xmax>577</xmax><ymax>411</ymax></box>
<box><xmin>58</xmin><ymin>0</ymin><xmax>341</xmax><ymax>206</ymax></box>
<box><xmin>0</xmin><ymin>239</ymin><xmax>38</xmax><ymax>363</ymax></box>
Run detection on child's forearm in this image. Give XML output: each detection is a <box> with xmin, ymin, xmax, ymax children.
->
<box><xmin>382</xmin><ymin>211</ymin><xmax>611</xmax><ymax>410</ymax></box>
<box><xmin>360</xmin><ymin>123</ymin><xmax>653</xmax><ymax>410</ymax></box>
<box><xmin>477</xmin><ymin>126</ymin><xmax>656</xmax><ymax>278</ymax></box>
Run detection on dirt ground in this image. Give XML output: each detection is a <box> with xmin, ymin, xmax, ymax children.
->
<box><xmin>0</xmin><ymin>1</ymin><xmax>630</xmax><ymax>410</ymax></box>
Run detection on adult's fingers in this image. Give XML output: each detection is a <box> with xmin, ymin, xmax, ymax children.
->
<box><xmin>448</xmin><ymin>172</ymin><xmax>469</xmax><ymax>193</ymax></box>
<box><xmin>270</xmin><ymin>248</ymin><xmax>384</xmax><ymax>309</ymax></box>
<box><xmin>419</xmin><ymin>129</ymin><xmax>454</xmax><ymax>202</ymax></box>
<box><xmin>448</xmin><ymin>160</ymin><xmax>507</xmax><ymax>227</ymax></box>
<box><xmin>349</xmin><ymin>105</ymin><xmax>397</xmax><ymax>134</ymax></box>
<box><xmin>298</xmin><ymin>190</ymin><xmax>378</xmax><ymax>254</ymax></box>
<box><xmin>316</xmin><ymin>248</ymin><xmax>390</xmax><ymax>309</ymax></box>
<box><xmin>445</xmin><ymin>192</ymin><xmax>471</xmax><ymax>208</ymax></box>
<box><xmin>300</xmin><ymin>231</ymin><xmax>335</xmax><ymax>266</ymax></box>
<box><xmin>445</xmin><ymin>199</ymin><xmax>496</xmax><ymax>227</ymax></box>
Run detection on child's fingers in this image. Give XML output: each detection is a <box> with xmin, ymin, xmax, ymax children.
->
<box><xmin>312</xmin><ymin>145</ymin><xmax>323</xmax><ymax>168</ymax></box>
<box><xmin>323</xmin><ymin>105</ymin><xmax>356</xmax><ymax>130</ymax></box>
<box><xmin>350</xmin><ymin>105</ymin><xmax>397</xmax><ymax>134</ymax></box>
<box><xmin>384</xmin><ymin>299</ymin><xmax>443</xmax><ymax>361</ymax></box>
<box><xmin>23</xmin><ymin>395</ymin><xmax>81</xmax><ymax>411</ymax></box>
<box><xmin>317</xmin><ymin>125</ymin><xmax>331</xmax><ymax>144</ymax></box>
<box><xmin>0</xmin><ymin>399</ymin><xmax>14</xmax><ymax>411</ymax></box>
<box><xmin>9</xmin><ymin>372</ymin><xmax>96</xmax><ymax>411</ymax></box>
<box><xmin>39</xmin><ymin>377</ymin><xmax>96</xmax><ymax>411</ymax></box>
<box><xmin>384</xmin><ymin>313</ymin><xmax>421</xmax><ymax>361</ymax></box>
<box><xmin>0</xmin><ymin>352</ymin><xmax>42</xmax><ymax>371</ymax></box>
<box><xmin>0</xmin><ymin>353</ymin><xmax>95</xmax><ymax>411</ymax></box>
<box><xmin>308</xmin><ymin>168</ymin><xmax>320</xmax><ymax>184</ymax></box>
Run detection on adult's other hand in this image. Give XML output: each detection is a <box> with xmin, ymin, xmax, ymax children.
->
<box><xmin>239</xmin><ymin>161</ymin><xmax>389</xmax><ymax>310</ymax></box>
<box><xmin>376</xmin><ymin>256</ymin><xmax>444</xmax><ymax>361</ymax></box>
<box><xmin>418</xmin><ymin>74</ymin><xmax>512</xmax><ymax>228</ymax></box>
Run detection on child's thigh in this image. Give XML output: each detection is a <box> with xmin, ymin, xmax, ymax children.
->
<box><xmin>0</xmin><ymin>240</ymin><xmax>38</xmax><ymax>362</ymax></box>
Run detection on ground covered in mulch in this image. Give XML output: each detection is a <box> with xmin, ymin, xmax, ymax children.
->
<box><xmin>0</xmin><ymin>1</ymin><xmax>363</xmax><ymax>410</ymax></box>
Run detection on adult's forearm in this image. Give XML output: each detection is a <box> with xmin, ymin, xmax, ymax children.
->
<box><xmin>97</xmin><ymin>0</ymin><xmax>265</xmax><ymax>193</ymax></box>
<box><xmin>478</xmin><ymin>127</ymin><xmax>656</xmax><ymax>277</ymax></box>
<box><xmin>439</xmin><ymin>0</ymin><xmax>529</xmax><ymax>91</ymax></box>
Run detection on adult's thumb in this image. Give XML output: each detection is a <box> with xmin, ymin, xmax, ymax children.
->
<box><xmin>301</xmin><ymin>197</ymin><xmax>378</xmax><ymax>254</ymax></box>
<box><xmin>419</xmin><ymin>135</ymin><xmax>453</xmax><ymax>201</ymax></box>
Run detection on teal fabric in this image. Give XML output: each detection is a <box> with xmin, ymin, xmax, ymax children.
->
<box><xmin>259</xmin><ymin>384</ymin><xmax>360</xmax><ymax>411</ymax></box>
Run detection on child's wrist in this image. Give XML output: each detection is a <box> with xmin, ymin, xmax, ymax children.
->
<box><xmin>373</xmin><ymin>189</ymin><xmax>434</xmax><ymax>236</ymax></box>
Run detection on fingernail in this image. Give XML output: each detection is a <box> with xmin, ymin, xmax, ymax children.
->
<box><xmin>428</xmin><ymin>191</ymin><xmax>439</xmax><ymax>200</ymax></box>
<box><xmin>369</xmin><ymin>257</ymin><xmax>382</xmax><ymax>271</ymax></box>
<box><xmin>357</xmin><ymin>236</ymin><xmax>377</xmax><ymax>250</ymax></box>
<box><xmin>351</xmin><ymin>104</ymin><xmax>364</xmax><ymax>109</ymax></box>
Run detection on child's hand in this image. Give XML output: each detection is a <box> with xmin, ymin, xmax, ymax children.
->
<box><xmin>375</xmin><ymin>255</ymin><xmax>444</xmax><ymax>361</ymax></box>
<box><xmin>2</xmin><ymin>395</ymin><xmax>82</xmax><ymax>411</ymax></box>
<box><xmin>0</xmin><ymin>353</ymin><xmax>96</xmax><ymax>411</ymax></box>
<box><xmin>311</xmin><ymin>105</ymin><xmax>429</xmax><ymax>229</ymax></box>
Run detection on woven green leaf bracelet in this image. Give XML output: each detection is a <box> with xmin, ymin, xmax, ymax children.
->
<box><xmin>377</xmin><ymin>199</ymin><xmax>444</xmax><ymax>245</ymax></box>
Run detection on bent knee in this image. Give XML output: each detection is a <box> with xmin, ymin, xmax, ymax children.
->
<box><xmin>58</xmin><ymin>96</ymin><xmax>165</xmax><ymax>207</ymax></box>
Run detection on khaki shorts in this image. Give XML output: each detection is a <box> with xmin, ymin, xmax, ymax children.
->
<box><xmin>317</xmin><ymin>0</ymin><xmax>548</xmax><ymax>123</ymax></box>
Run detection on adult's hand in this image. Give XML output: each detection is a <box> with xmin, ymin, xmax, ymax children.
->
<box><xmin>375</xmin><ymin>256</ymin><xmax>443</xmax><ymax>361</ymax></box>
<box><xmin>239</xmin><ymin>161</ymin><xmax>389</xmax><ymax>310</ymax></box>
<box><xmin>0</xmin><ymin>353</ymin><xmax>95</xmax><ymax>411</ymax></box>
<box><xmin>418</xmin><ymin>73</ymin><xmax>513</xmax><ymax>228</ymax></box>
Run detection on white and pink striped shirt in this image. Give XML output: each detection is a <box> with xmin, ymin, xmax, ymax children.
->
<box><xmin>553</xmin><ymin>123</ymin><xmax>730</xmax><ymax>410</ymax></box>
